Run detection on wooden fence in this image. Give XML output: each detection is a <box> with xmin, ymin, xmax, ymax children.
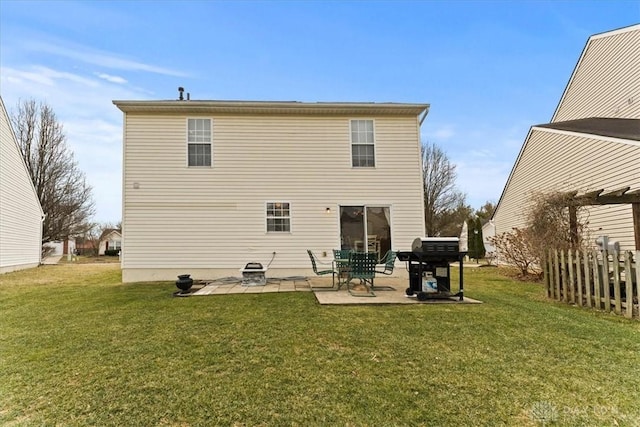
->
<box><xmin>544</xmin><ymin>249</ymin><xmax>639</xmax><ymax>319</ymax></box>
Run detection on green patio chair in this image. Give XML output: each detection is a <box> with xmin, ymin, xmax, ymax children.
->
<box><xmin>307</xmin><ymin>250</ymin><xmax>336</xmax><ymax>288</ymax></box>
<box><xmin>333</xmin><ymin>249</ymin><xmax>352</xmax><ymax>289</ymax></box>
<box><xmin>347</xmin><ymin>251</ymin><xmax>377</xmax><ymax>297</ymax></box>
<box><xmin>375</xmin><ymin>250</ymin><xmax>397</xmax><ymax>275</ymax></box>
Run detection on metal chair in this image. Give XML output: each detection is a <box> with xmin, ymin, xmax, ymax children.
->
<box><xmin>375</xmin><ymin>250</ymin><xmax>397</xmax><ymax>275</ymax></box>
<box><xmin>347</xmin><ymin>252</ymin><xmax>377</xmax><ymax>297</ymax></box>
<box><xmin>307</xmin><ymin>250</ymin><xmax>335</xmax><ymax>288</ymax></box>
<box><xmin>333</xmin><ymin>249</ymin><xmax>352</xmax><ymax>289</ymax></box>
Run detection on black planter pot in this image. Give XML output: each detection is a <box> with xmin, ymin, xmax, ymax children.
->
<box><xmin>176</xmin><ymin>274</ymin><xmax>194</xmax><ymax>293</ymax></box>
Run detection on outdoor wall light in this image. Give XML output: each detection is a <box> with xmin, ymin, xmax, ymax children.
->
<box><xmin>326</xmin><ymin>207</ymin><xmax>331</xmax><ymax>214</ymax></box>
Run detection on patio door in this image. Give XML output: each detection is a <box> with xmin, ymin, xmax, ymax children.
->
<box><xmin>339</xmin><ymin>206</ymin><xmax>391</xmax><ymax>259</ymax></box>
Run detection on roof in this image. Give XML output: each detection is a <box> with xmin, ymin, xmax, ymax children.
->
<box><xmin>112</xmin><ymin>99</ymin><xmax>430</xmax><ymax>118</ymax></box>
<box><xmin>99</xmin><ymin>228</ymin><xmax>122</xmax><ymax>240</ymax></box>
<box><xmin>534</xmin><ymin>118</ymin><xmax>640</xmax><ymax>142</ymax></box>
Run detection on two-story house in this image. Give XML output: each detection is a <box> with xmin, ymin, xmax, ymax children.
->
<box><xmin>113</xmin><ymin>99</ymin><xmax>429</xmax><ymax>282</ymax></box>
<box><xmin>489</xmin><ymin>24</ymin><xmax>640</xmax><ymax>252</ymax></box>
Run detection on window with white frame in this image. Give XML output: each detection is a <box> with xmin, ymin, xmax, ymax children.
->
<box><xmin>187</xmin><ymin>118</ymin><xmax>212</xmax><ymax>167</ymax></box>
<box><xmin>350</xmin><ymin>119</ymin><xmax>375</xmax><ymax>167</ymax></box>
<box><xmin>266</xmin><ymin>202</ymin><xmax>291</xmax><ymax>232</ymax></box>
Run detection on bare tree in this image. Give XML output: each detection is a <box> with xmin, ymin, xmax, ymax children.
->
<box><xmin>422</xmin><ymin>142</ymin><xmax>467</xmax><ymax>236</ymax></box>
<box><xmin>11</xmin><ymin>99</ymin><xmax>95</xmax><ymax>242</ymax></box>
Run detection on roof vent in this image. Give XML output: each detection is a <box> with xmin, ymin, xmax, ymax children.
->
<box><xmin>178</xmin><ymin>87</ymin><xmax>184</xmax><ymax>101</ymax></box>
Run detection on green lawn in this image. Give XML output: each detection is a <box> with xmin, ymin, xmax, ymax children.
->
<box><xmin>1</xmin><ymin>264</ymin><xmax>639</xmax><ymax>426</ymax></box>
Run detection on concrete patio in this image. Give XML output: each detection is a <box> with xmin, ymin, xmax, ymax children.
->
<box><xmin>187</xmin><ymin>276</ymin><xmax>482</xmax><ymax>305</ymax></box>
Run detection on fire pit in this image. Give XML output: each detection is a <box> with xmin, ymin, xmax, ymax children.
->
<box><xmin>240</xmin><ymin>262</ymin><xmax>268</xmax><ymax>286</ymax></box>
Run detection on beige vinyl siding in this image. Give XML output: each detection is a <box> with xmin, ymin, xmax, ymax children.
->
<box><xmin>493</xmin><ymin>128</ymin><xmax>639</xmax><ymax>250</ymax></box>
<box><xmin>122</xmin><ymin>114</ymin><xmax>424</xmax><ymax>281</ymax></box>
<box><xmin>0</xmin><ymin>97</ymin><xmax>44</xmax><ymax>273</ymax></box>
<box><xmin>553</xmin><ymin>25</ymin><xmax>640</xmax><ymax>122</ymax></box>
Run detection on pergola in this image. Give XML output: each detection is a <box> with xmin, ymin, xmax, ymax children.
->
<box><xmin>563</xmin><ymin>186</ymin><xmax>640</xmax><ymax>250</ymax></box>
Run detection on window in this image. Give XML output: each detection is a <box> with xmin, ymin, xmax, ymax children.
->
<box><xmin>350</xmin><ymin>119</ymin><xmax>375</xmax><ymax>167</ymax></box>
<box><xmin>266</xmin><ymin>202</ymin><xmax>291</xmax><ymax>232</ymax></box>
<box><xmin>110</xmin><ymin>240</ymin><xmax>122</xmax><ymax>251</ymax></box>
<box><xmin>187</xmin><ymin>118</ymin><xmax>212</xmax><ymax>166</ymax></box>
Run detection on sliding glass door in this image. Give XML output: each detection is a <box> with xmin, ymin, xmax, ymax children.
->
<box><xmin>339</xmin><ymin>206</ymin><xmax>391</xmax><ymax>259</ymax></box>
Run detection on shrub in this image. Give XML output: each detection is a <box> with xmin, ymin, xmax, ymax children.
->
<box><xmin>104</xmin><ymin>249</ymin><xmax>120</xmax><ymax>256</ymax></box>
<box><xmin>490</xmin><ymin>191</ymin><xmax>590</xmax><ymax>278</ymax></box>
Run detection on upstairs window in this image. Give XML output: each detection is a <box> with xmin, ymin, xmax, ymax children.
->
<box><xmin>187</xmin><ymin>118</ymin><xmax>212</xmax><ymax>167</ymax></box>
<box><xmin>350</xmin><ymin>119</ymin><xmax>375</xmax><ymax>167</ymax></box>
<box><xmin>266</xmin><ymin>202</ymin><xmax>291</xmax><ymax>233</ymax></box>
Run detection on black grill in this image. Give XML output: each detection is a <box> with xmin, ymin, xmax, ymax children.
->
<box><xmin>397</xmin><ymin>237</ymin><xmax>466</xmax><ymax>301</ymax></box>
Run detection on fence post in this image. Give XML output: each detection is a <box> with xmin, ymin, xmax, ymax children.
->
<box><xmin>555</xmin><ymin>249</ymin><xmax>561</xmax><ymax>301</ymax></box>
<box><xmin>612</xmin><ymin>251</ymin><xmax>622</xmax><ymax>315</ymax></box>
<box><xmin>624</xmin><ymin>251</ymin><xmax>633</xmax><ymax>319</ymax></box>
<box><xmin>583</xmin><ymin>251</ymin><xmax>592</xmax><ymax>308</ymax></box>
<box><xmin>602</xmin><ymin>250</ymin><xmax>611</xmax><ymax>312</ymax></box>
<box><xmin>592</xmin><ymin>250</ymin><xmax>602</xmax><ymax>310</ymax></box>
<box><xmin>576</xmin><ymin>250</ymin><xmax>584</xmax><ymax>307</ymax></box>
<box><xmin>635</xmin><ymin>251</ymin><xmax>640</xmax><ymax>319</ymax></box>
<box><xmin>568</xmin><ymin>249</ymin><xmax>576</xmax><ymax>304</ymax></box>
<box><xmin>543</xmin><ymin>249</ymin><xmax>551</xmax><ymax>298</ymax></box>
<box><xmin>561</xmin><ymin>250</ymin><xmax>569</xmax><ymax>303</ymax></box>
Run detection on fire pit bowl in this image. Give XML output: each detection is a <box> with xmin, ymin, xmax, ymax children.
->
<box><xmin>175</xmin><ymin>274</ymin><xmax>194</xmax><ymax>293</ymax></box>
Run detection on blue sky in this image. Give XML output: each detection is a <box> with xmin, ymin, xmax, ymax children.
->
<box><xmin>1</xmin><ymin>0</ymin><xmax>638</xmax><ymax>223</ymax></box>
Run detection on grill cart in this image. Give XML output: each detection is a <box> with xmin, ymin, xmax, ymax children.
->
<box><xmin>397</xmin><ymin>237</ymin><xmax>467</xmax><ymax>301</ymax></box>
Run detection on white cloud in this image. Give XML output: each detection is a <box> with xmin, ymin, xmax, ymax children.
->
<box><xmin>24</xmin><ymin>39</ymin><xmax>189</xmax><ymax>77</ymax></box>
<box><xmin>95</xmin><ymin>72</ymin><xmax>128</xmax><ymax>84</ymax></box>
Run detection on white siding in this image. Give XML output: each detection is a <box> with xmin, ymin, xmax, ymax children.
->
<box><xmin>0</xmin><ymin>96</ymin><xmax>44</xmax><ymax>273</ymax></box>
<box><xmin>493</xmin><ymin>129</ymin><xmax>639</xmax><ymax>250</ymax></box>
<box><xmin>121</xmin><ymin>113</ymin><xmax>425</xmax><ymax>281</ymax></box>
<box><xmin>553</xmin><ymin>25</ymin><xmax>640</xmax><ymax>122</ymax></box>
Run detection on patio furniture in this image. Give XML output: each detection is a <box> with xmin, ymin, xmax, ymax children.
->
<box><xmin>307</xmin><ymin>250</ymin><xmax>335</xmax><ymax>288</ymax></box>
<box><xmin>333</xmin><ymin>249</ymin><xmax>352</xmax><ymax>289</ymax></box>
<box><xmin>375</xmin><ymin>250</ymin><xmax>397</xmax><ymax>275</ymax></box>
<box><xmin>347</xmin><ymin>251</ymin><xmax>377</xmax><ymax>297</ymax></box>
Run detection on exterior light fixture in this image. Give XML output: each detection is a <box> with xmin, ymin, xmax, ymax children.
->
<box><xmin>326</xmin><ymin>207</ymin><xmax>331</xmax><ymax>214</ymax></box>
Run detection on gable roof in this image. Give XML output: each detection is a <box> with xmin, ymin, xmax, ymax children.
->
<box><xmin>535</xmin><ymin>118</ymin><xmax>640</xmax><ymax>142</ymax></box>
<box><xmin>99</xmin><ymin>229</ymin><xmax>122</xmax><ymax>241</ymax></box>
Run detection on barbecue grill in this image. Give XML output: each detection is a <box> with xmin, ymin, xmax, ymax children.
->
<box><xmin>397</xmin><ymin>237</ymin><xmax>467</xmax><ymax>301</ymax></box>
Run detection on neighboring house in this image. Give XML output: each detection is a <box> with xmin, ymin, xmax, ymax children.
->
<box><xmin>113</xmin><ymin>99</ymin><xmax>429</xmax><ymax>282</ymax></box>
<box><xmin>0</xmin><ymin>95</ymin><xmax>45</xmax><ymax>273</ymax></box>
<box><xmin>490</xmin><ymin>24</ymin><xmax>640</xmax><ymax>252</ymax></box>
<box><xmin>99</xmin><ymin>229</ymin><xmax>122</xmax><ymax>255</ymax></box>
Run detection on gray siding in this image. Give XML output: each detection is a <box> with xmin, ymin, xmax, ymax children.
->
<box><xmin>0</xmin><ymin>97</ymin><xmax>43</xmax><ymax>273</ymax></box>
<box><xmin>493</xmin><ymin>128</ymin><xmax>639</xmax><ymax>250</ymax></box>
<box><xmin>122</xmin><ymin>113</ymin><xmax>425</xmax><ymax>281</ymax></box>
<box><xmin>553</xmin><ymin>25</ymin><xmax>640</xmax><ymax>122</ymax></box>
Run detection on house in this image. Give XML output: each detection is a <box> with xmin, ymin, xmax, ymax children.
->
<box><xmin>99</xmin><ymin>229</ymin><xmax>122</xmax><ymax>255</ymax></box>
<box><xmin>113</xmin><ymin>99</ymin><xmax>429</xmax><ymax>282</ymax></box>
<box><xmin>489</xmin><ymin>24</ymin><xmax>640</xmax><ymax>252</ymax></box>
<box><xmin>0</xmin><ymin>95</ymin><xmax>45</xmax><ymax>273</ymax></box>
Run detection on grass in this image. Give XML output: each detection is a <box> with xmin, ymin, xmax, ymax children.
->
<box><xmin>1</xmin><ymin>265</ymin><xmax>639</xmax><ymax>426</ymax></box>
